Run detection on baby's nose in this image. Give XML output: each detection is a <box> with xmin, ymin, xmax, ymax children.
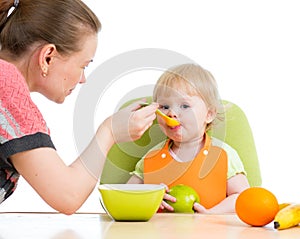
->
<box><xmin>167</xmin><ymin>108</ymin><xmax>178</xmax><ymax>118</ymax></box>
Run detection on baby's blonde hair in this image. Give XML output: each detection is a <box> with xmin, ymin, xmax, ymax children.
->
<box><xmin>153</xmin><ymin>63</ymin><xmax>223</xmax><ymax>130</ymax></box>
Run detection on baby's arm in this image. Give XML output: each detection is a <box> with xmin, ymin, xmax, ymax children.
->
<box><xmin>193</xmin><ymin>173</ymin><xmax>249</xmax><ymax>214</ymax></box>
<box><xmin>127</xmin><ymin>175</ymin><xmax>143</xmax><ymax>184</ymax></box>
<box><xmin>126</xmin><ymin>157</ymin><xmax>144</xmax><ymax>184</ymax></box>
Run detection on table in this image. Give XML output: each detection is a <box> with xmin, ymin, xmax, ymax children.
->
<box><xmin>0</xmin><ymin>212</ymin><xmax>299</xmax><ymax>239</ymax></box>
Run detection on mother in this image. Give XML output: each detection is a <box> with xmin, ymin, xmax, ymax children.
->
<box><xmin>0</xmin><ymin>0</ymin><xmax>158</xmax><ymax>214</ymax></box>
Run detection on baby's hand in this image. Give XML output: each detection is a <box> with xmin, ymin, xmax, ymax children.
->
<box><xmin>159</xmin><ymin>184</ymin><xmax>176</xmax><ymax>212</ymax></box>
<box><xmin>193</xmin><ymin>202</ymin><xmax>208</xmax><ymax>213</ymax></box>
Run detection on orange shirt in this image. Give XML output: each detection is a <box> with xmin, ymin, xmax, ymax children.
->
<box><xmin>144</xmin><ymin>134</ymin><xmax>228</xmax><ymax>209</ymax></box>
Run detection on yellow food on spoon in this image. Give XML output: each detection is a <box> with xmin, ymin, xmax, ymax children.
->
<box><xmin>155</xmin><ymin>109</ymin><xmax>180</xmax><ymax>127</ymax></box>
<box><xmin>140</xmin><ymin>102</ymin><xmax>180</xmax><ymax>127</ymax></box>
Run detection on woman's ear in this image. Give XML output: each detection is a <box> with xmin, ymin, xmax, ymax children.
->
<box><xmin>38</xmin><ymin>44</ymin><xmax>56</xmax><ymax>77</ymax></box>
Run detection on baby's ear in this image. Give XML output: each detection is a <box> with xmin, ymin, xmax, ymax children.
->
<box><xmin>206</xmin><ymin>108</ymin><xmax>217</xmax><ymax>124</ymax></box>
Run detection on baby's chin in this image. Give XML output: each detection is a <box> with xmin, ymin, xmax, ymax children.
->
<box><xmin>168</xmin><ymin>135</ymin><xmax>183</xmax><ymax>143</ymax></box>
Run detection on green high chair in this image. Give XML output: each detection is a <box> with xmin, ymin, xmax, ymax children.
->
<box><xmin>100</xmin><ymin>98</ymin><xmax>262</xmax><ymax>187</ymax></box>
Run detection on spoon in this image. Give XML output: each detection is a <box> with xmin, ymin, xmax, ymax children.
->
<box><xmin>140</xmin><ymin>103</ymin><xmax>180</xmax><ymax>127</ymax></box>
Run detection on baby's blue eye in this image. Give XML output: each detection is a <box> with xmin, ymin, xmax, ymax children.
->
<box><xmin>160</xmin><ymin>105</ymin><xmax>169</xmax><ymax>110</ymax></box>
<box><xmin>181</xmin><ymin>104</ymin><xmax>190</xmax><ymax>109</ymax></box>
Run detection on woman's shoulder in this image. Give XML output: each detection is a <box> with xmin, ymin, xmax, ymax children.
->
<box><xmin>0</xmin><ymin>59</ymin><xmax>29</xmax><ymax>103</ymax></box>
<box><xmin>0</xmin><ymin>59</ymin><xmax>19</xmax><ymax>75</ymax></box>
<box><xmin>0</xmin><ymin>59</ymin><xmax>25</xmax><ymax>89</ymax></box>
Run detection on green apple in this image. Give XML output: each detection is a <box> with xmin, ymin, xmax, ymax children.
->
<box><xmin>167</xmin><ymin>184</ymin><xmax>200</xmax><ymax>213</ymax></box>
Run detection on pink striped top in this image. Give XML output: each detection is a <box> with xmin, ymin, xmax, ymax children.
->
<box><xmin>0</xmin><ymin>59</ymin><xmax>55</xmax><ymax>203</ymax></box>
<box><xmin>0</xmin><ymin>59</ymin><xmax>50</xmax><ymax>143</ymax></box>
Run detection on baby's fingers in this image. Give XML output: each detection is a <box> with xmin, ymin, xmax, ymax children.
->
<box><xmin>160</xmin><ymin>192</ymin><xmax>176</xmax><ymax>211</ymax></box>
<box><xmin>193</xmin><ymin>202</ymin><xmax>207</xmax><ymax>213</ymax></box>
<box><xmin>163</xmin><ymin>192</ymin><xmax>176</xmax><ymax>202</ymax></box>
<box><xmin>160</xmin><ymin>200</ymin><xmax>174</xmax><ymax>212</ymax></box>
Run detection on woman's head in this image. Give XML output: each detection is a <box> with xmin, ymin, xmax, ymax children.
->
<box><xmin>0</xmin><ymin>0</ymin><xmax>101</xmax><ymax>103</ymax></box>
<box><xmin>0</xmin><ymin>0</ymin><xmax>101</xmax><ymax>59</ymax></box>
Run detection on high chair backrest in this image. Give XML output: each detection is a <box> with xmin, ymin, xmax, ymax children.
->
<box><xmin>100</xmin><ymin>98</ymin><xmax>262</xmax><ymax>187</ymax></box>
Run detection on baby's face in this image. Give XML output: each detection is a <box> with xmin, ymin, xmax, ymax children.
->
<box><xmin>155</xmin><ymin>90</ymin><xmax>213</xmax><ymax>143</ymax></box>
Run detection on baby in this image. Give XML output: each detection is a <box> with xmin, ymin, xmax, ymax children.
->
<box><xmin>128</xmin><ymin>63</ymin><xmax>250</xmax><ymax>214</ymax></box>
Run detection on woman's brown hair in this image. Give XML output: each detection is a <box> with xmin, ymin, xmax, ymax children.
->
<box><xmin>0</xmin><ymin>0</ymin><xmax>101</xmax><ymax>59</ymax></box>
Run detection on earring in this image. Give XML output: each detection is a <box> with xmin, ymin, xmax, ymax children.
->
<box><xmin>41</xmin><ymin>66</ymin><xmax>48</xmax><ymax>77</ymax></box>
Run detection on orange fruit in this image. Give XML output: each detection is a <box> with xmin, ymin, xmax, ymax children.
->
<box><xmin>235</xmin><ymin>187</ymin><xmax>279</xmax><ymax>227</ymax></box>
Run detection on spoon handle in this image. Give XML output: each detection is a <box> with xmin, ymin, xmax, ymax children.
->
<box><xmin>139</xmin><ymin>102</ymin><xmax>150</xmax><ymax>107</ymax></box>
<box><xmin>155</xmin><ymin>109</ymin><xmax>165</xmax><ymax>117</ymax></box>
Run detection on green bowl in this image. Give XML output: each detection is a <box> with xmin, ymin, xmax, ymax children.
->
<box><xmin>98</xmin><ymin>184</ymin><xmax>165</xmax><ymax>221</ymax></box>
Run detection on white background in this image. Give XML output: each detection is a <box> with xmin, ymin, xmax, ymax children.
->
<box><xmin>1</xmin><ymin>0</ymin><xmax>300</xmax><ymax>212</ymax></box>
